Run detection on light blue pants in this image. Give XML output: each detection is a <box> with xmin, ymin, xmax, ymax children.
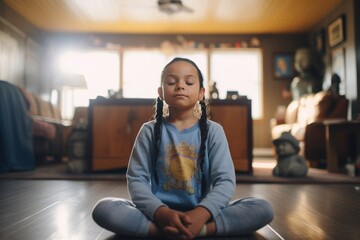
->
<box><xmin>92</xmin><ymin>197</ymin><xmax>274</xmax><ymax>237</ymax></box>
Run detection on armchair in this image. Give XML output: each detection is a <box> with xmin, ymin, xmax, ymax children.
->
<box><xmin>17</xmin><ymin>85</ymin><xmax>71</xmax><ymax>164</ymax></box>
<box><xmin>271</xmin><ymin>91</ymin><xmax>349</xmax><ymax>168</ymax></box>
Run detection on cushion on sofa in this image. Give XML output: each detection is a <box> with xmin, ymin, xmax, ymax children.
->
<box><xmin>309</xmin><ymin>91</ymin><xmax>333</xmax><ymax>122</ymax></box>
<box><xmin>17</xmin><ymin>85</ymin><xmax>39</xmax><ymax>115</ymax></box>
<box><xmin>290</xmin><ymin>123</ymin><xmax>306</xmax><ymax>141</ymax></box>
<box><xmin>271</xmin><ymin>123</ymin><xmax>293</xmax><ymax>139</ymax></box>
<box><xmin>33</xmin><ymin>119</ymin><xmax>56</xmax><ymax>139</ymax></box>
<box><xmin>297</xmin><ymin>91</ymin><xmax>333</xmax><ymax>125</ymax></box>
<box><xmin>284</xmin><ymin>100</ymin><xmax>299</xmax><ymax>124</ymax></box>
<box><xmin>272</xmin><ymin>122</ymin><xmax>306</xmax><ymax>142</ymax></box>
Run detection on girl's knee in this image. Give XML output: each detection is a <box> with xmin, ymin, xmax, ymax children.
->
<box><xmin>92</xmin><ymin>198</ymin><xmax>110</xmax><ymax>223</ymax></box>
<box><xmin>215</xmin><ymin>197</ymin><xmax>274</xmax><ymax>236</ymax></box>
<box><xmin>232</xmin><ymin>197</ymin><xmax>274</xmax><ymax>223</ymax></box>
<box><xmin>92</xmin><ymin>197</ymin><xmax>129</xmax><ymax>223</ymax></box>
<box><xmin>246</xmin><ymin>198</ymin><xmax>274</xmax><ymax>221</ymax></box>
<box><xmin>257</xmin><ymin>199</ymin><xmax>274</xmax><ymax>223</ymax></box>
<box><xmin>92</xmin><ymin>198</ymin><xmax>150</xmax><ymax>237</ymax></box>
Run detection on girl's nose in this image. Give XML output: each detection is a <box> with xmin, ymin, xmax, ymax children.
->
<box><xmin>176</xmin><ymin>83</ymin><xmax>185</xmax><ymax>90</ymax></box>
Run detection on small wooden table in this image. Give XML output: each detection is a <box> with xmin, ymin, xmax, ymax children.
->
<box><xmin>323</xmin><ymin>120</ymin><xmax>360</xmax><ymax>173</ymax></box>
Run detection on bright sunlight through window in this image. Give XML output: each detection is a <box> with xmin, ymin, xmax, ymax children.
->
<box><xmin>59</xmin><ymin>50</ymin><xmax>120</xmax><ymax>99</ymax></box>
<box><xmin>210</xmin><ymin>49</ymin><xmax>263</xmax><ymax>119</ymax></box>
<box><xmin>58</xmin><ymin>48</ymin><xmax>262</xmax><ymax>120</ymax></box>
<box><xmin>58</xmin><ymin>50</ymin><xmax>120</xmax><ymax>119</ymax></box>
<box><xmin>122</xmin><ymin>50</ymin><xmax>207</xmax><ymax>98</ymax></box>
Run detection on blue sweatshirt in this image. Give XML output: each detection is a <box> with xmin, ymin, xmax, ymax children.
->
<box><xmin>126</xmin><ymin>119</ymin><xmax>236</xmax><ymax>220</ymax></box>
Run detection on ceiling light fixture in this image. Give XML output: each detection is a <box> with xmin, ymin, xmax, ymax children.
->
<box><xmin>157</xmin><ymin>0</ymin><xmax>193</xmax><ymax>14</ymax></box>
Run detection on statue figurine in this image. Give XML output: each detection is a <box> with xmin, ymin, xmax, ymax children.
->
<box><xmin>290</xmin><ymin>48</ymin><xmax>324</xmax><ymax>100</ymax></box>
<box><xmin>209</xmin><ymin>81</ymin><xmax>219</xmax><ymax>99</ymax></box>
<box><xmin>327</xmin><ymin>73</ymin><xmax>341</xmax><ymax>95</ymax></box>
<box><xmin>273</xmin><ymin>132</ymin><xmax>308</xmax><ymax>178</ymax></box>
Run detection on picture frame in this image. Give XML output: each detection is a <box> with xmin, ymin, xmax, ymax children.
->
<box><xmin>273</xmin><ymin>53</ymin><xmax>294</xmax><ymax>79</ymax></box>
<box><xmin>314</xmin><ymin>28</ymin><xmax>325</xmax><ymax>55</ymax></box>
<box><xmin>328</xmin><ymin>15</ymin><xmax>346</xmax><ymax>48</ymax></box>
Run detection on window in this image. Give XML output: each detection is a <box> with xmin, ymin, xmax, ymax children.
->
<box><xmin>58</xmin><ymin>50</ymin><xmax>120</xmax><ymax>119</ymax></box>
<box><xmin>58</xmin><ymin>48</ymin><xmax>262</xmax><ymax>120</ymax></box>
<box><xmin>122</xmin><ymin>50</ymin><xmax>163</xmax><ymax>99</ymax></box>
<box><xmin>210</xmin><ymin>49</ymin><xmax>263</xmax><ymax>119</ymax></box>
<box><xmin>59</xmin><ymin>50</ymin><xmax>120</xmax><ymax>99</ymax></box>
<box><xmin>122</xmin><ymin>49</ymin><xmax>207</xmax><ymax>98</ymax></box>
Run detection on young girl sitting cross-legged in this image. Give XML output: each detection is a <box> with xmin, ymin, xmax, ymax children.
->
<box><xmin>92</xmin><ymin>57</ymin><xmax>274</xmax><ymax>239</ymax></box>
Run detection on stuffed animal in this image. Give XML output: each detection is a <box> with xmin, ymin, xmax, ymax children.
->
<box><xmin>273</xmin><ymin>132</ymin><xmax>308</xmax><ymax>177</ymax></box>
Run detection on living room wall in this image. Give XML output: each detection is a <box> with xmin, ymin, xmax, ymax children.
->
<box><xmin>310</xmin><ymin>0</ymin><xmax>358</xmax><ymax>119</ymax></box>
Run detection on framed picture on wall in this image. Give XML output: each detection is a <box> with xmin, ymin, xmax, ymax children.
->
<box><xmin>328</xmin><ymin>15</ymin><xmax>346</xmax><ymax>48</ymax></box>
<box><xmin>273</xmin><ymin>53</ymin><xmax>294</xmax><ymax>79</ymax></box>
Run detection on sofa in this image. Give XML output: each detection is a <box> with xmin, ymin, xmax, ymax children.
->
<box><xmin>0</xmin><ymin>81</ymin><xmax>71</xmax><ymax>171</ymax></box>
<box><xmin>271</xmin><ymin>91</ymin><xmax>349</xmax><ymax>168</ymax></box>
<box><xmin>17</xmin><ymin>86</ymin><xmax>72</xmax><ymax>164</ymax></box>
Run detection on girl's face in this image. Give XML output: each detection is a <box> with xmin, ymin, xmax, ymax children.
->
<box><xmin>158</xmin><ymin>61</ymin><xmax>204</xmax><ymax>111</ymax></box>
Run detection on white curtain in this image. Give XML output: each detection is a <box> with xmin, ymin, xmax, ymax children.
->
<box><xmin>0</xmin><ymin>31</ymin><xmax>18</xmax><ymax>83</ymax></box>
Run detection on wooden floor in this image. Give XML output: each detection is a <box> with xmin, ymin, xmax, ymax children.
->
<box><xmin>0</xmin><ymin>180</ymin><xmax>359</xmax><ymax>240</ymax></box>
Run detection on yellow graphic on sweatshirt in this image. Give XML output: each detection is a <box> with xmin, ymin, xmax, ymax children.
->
<box><xmin>162</xmin><ymin>141</ymin><xmax>197</xmax><ymax>194</ymax></box>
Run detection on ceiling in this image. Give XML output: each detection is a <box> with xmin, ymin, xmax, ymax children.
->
<box><xmin>4</xmin><ymin>0</ymin><xmax>343</xmax><ymax>34</ymax></box>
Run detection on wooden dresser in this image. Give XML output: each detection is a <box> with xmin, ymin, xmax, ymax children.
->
<box><xmin>89</xmin><ymin>98</ymin><xmax>253</xmax><ymax>173</ymax></box>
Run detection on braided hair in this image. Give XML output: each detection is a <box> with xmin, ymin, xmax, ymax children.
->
<box><xmin>153</xmin><ymin>57</ymin><xmax>208</xmax><ymax>196</ymax></box>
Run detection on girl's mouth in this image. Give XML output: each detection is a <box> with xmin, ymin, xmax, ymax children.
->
<box><xmin>174</xmin><ymin>94</ymin><xmax>187</xmax><ymax>98</ymax></box>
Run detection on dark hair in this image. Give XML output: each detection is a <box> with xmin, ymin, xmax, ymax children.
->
<box><xmin>153</xmin><ymin>57</ymin><xmax>208</xmax><ymax>195</ymax></box>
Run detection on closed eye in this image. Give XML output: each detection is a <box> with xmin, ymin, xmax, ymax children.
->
<box><xmin>164</xmin><ymin>76</ymin><xmax>176</xmax><ymax>85</ymax></box>
<box><xmin>186</xmin><ymin>76</ymin><xmax>196</xmax><ymax>85</ymax></box>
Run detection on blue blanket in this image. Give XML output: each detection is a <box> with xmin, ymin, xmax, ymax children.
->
<box><xmin>0</xmin><ymin>80</ymin><xmax>35</xmax><ymax>172</ymax></box>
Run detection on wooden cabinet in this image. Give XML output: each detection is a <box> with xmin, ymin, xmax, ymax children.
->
<box><xmin>89</xmin><ymin>99</ymin><xmax>154</xmax><ymax>171</ymax></box>
<box><xmin>209</xmin><ymin>99</ymin><xmax>253</xmax><ymax>173</ymax></box>
<box><xmin>89</xmin><ymin>98</ymin><xmax>252</xmax><ymax>173</ymax></box>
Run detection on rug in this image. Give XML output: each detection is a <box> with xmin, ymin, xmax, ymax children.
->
<box><xmin>237</xmin><ymin>166</ymin><xmax>360</xmax><ymax>183</ymax></box>
<box><xmin>1</xmin><ymin>159</ymin><xmax>359</xmax><ymax>184</ymax></box>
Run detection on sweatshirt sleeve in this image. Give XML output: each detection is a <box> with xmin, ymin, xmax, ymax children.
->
<box><xmin>126</xmin><ymin>123</ymin><xmax>166</xmax><ymax>220</ymax></box>
<box><xmin>198</xmin><ymin>121</ymin><xmax>236</xmax><ymax>219</ymax></box>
